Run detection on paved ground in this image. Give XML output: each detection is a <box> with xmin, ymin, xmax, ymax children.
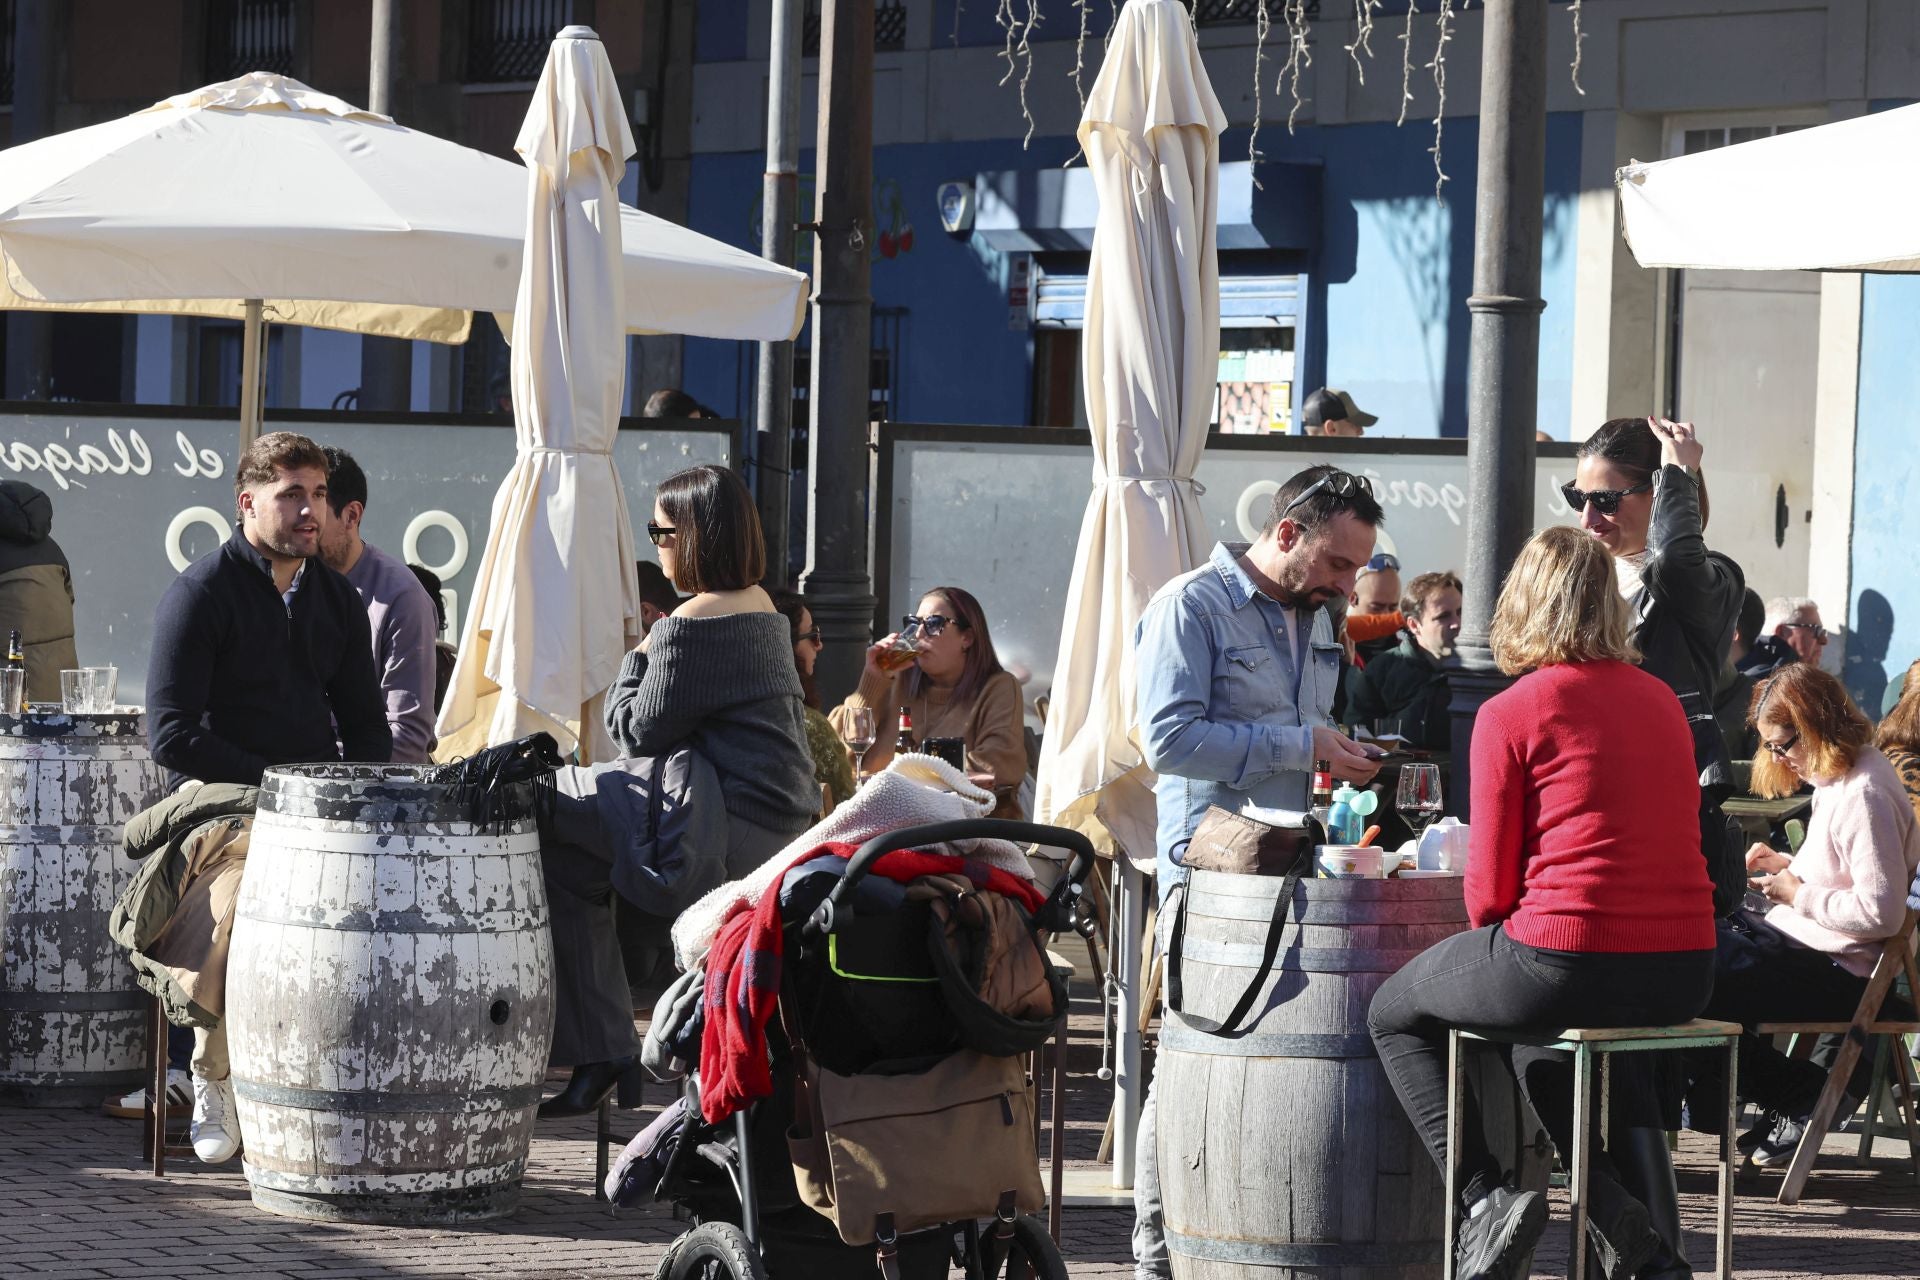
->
<box><xmin>4</xmin><ymin>974</ymin><xmax>1918</xmax><ymax>1277</ymax></box>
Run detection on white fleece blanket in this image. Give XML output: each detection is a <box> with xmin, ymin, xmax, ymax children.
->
<box><xmin>670</xmin><ymin>753</ymin><xmax>1033</xmax><ymax>970</ymax></box>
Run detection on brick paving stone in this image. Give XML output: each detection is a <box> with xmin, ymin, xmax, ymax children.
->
<box><xmin>6</xmin><ymin>974</ymin><xmax>1920</xmax><ymax>1277</ymax></box>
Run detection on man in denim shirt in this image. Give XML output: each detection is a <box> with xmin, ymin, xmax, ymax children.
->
<box><xmin>1128</xmin><ymin>464</ymin><xmax>1385</xmax><ymax>1279</ymax></box>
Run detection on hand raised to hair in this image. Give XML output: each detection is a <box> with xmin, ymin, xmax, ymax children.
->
<box><xmin>1648</xmin><ymin>416</ymin><xmax>1704</xmax><ymax>472</ymax></box>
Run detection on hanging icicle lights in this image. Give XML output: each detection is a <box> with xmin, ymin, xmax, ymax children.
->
<box><xmin>999</xmin><ymin>1</ymin><xmax>1589</xmax><ymax>201</ymax></box>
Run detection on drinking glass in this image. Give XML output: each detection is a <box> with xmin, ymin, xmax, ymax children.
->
<box><xmin>1395</xmin><ymin>763</ymin><xmax>1444</xmax><ymax>839</ymax></box>
<box><xmin>0</xmin><ymin>669</ymin><xmax>23</xmax><ymax>716</ymax></box>
<box><xmin>84</xmin><ymin>666</ymin><xmax>118</xmax><ymax>713</ymax></box>
<box><xmin>841</xmin><ymin>707</ymin><xmax>877</xmax><ymax>780</ymax></box>
<box><xmin>60</xmin><ymin>669</ymin><xmax>88</xmax><ymax>714</ymax></box>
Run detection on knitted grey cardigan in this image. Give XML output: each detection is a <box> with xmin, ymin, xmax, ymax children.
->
<box><xmin>602</xmin><ymin>612</ymin><xmax>818</xmax><ymax>834</ymax></box>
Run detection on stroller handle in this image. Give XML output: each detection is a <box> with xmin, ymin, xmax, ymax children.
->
<box><xmin>806</xmin><ymin>819</ymin><xmax>1099</xmax><ymax>940</ymax></box>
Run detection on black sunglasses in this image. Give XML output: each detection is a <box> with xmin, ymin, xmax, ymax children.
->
<box><xmin>797</xmin><ymin>627</ymin><xmax>822</xmax><ymax>645</ymax></box>
<box><xmin>1763</xmin><ymin>729</ymin><xmax>1801</xmax><ymax>760</ymax></box>
<box><xmin>1278</xmin><ymin>470</ymin><xmax>1374</xmax><ymax>522</ymax></box>
<box><xmin>646</xmin><ymin>522</ymin><xmax>675</xmax><ymax>547</ymax></box>
<box><xmin>1560</xmin><ymin>480</ymin><xmax>1652</xmax><ymax>516</ymax></box>
<box><xmin>903</xmin><ymin>613</ymin><xmax>965</xmax><ymax>637</ymax></box>
<box><xmin>1781</xmin><ymin>621</ymin><xmax>1830</xmax><ymax>644</ymax></box>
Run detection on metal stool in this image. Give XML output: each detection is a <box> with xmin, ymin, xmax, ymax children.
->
<box><xmin>1444</xmin><ymin>1018</ymin><xmax>1743</xmax><ymax>1280</ymax></box>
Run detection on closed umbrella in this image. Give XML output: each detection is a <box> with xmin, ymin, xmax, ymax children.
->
<box><xmin>434</xmin><ymin>27</ymin><xmax>638</xmax><ymax>762</ymax></box>
<box><xmin>1617</xmin><ymin>104</ymin><xmax>1920</xmax><ymax>271</ymax></box>
<box><xmin>1030</xmin><ymin>0</ymin><xmax>1224</xmax><ymax>1185</ymax></box>
<box><xmin>0</xmin><ymin>72</ymin><xmax>807</xmax><ymax>443</ymax></box>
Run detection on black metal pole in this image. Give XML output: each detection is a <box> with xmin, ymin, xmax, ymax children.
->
<box><xmin>798</xmin><ymin>0</ymin><xmax>877</xmax><ymax>703</ymax></box>
<box><xmin>359</xmin><ymin>0</ymin><xmax>414</xmax><ymax>414</ymax></box>
<box><xmin>1448</xmin><ymin>0</ymin><xmax>1549</xmax><ymax>817</ymax></box>
<box><xmin>755</xmin><ymin>0</ymin><xmax>803</xmax><ymax>589</ymax></box>
<box><xmin>4</xmin><ymin>1</ymin><xmax>56</xmax><ymax>401</ymax></box>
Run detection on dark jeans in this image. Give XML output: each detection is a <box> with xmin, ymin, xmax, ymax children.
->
<box><xmin>1368</xmin><ymin>923</ymin><xmax>1715</xmax><ymax>1207</ymax></box>
<box><xmin>1684</xmin><ymin>912</ymin><xmax>1871</xmax><ymax>1120</ymax></box>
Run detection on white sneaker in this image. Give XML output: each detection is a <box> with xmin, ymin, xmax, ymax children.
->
<box><xmin>103</xmin><ymin>1068</ymin><xmax>191</xmax><ymax>1119</ymax></box>
<box><xmin>190</xmin><ymin>1073</ymin><xmax>240</xmax><ymax>1163</ymax></box>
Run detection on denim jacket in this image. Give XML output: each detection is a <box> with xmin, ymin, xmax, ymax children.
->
<box><xmin>1135</xmin><ymin>542</ymin><xmax>1342</xmax><ymax>893</ymax></box>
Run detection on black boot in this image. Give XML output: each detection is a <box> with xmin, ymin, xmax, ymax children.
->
<box><xmin>538</xmin><ymin>1057</ymin><xmax>644</xmax><ymax>1116</ymax></box>
<box><xmin>1613</xmin><ymin>1126</ymin><xmax>1691</xmax><ymax>1279</ymax></box>
<box><xmin>1583</xmin><ymin>1165</ymin><xmax>1661</xmax><ymax>1280</ymax></box>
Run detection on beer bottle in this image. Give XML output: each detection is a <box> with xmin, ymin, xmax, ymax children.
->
<box><xmin>1310</xmin><ymin>759</ymin><xmax>1334</xmax><ymax>830</ymax></box>
<box><xmin>895</xmin><ymin>706</ymin><xmax>917</xmax><ymax>756</ymax></box>
<box><xmin>4</xmin><ymin>631</ymin><xmax>22</xmax><ymax>671</ymax></box>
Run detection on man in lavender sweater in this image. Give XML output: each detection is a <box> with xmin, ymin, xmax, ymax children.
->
<box><xmin>319</xmin><ymin>447</ymin><xmax>439</xmax><ymax>763</ymax></box>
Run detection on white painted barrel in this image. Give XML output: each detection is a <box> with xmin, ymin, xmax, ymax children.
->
<box><xmin>1159</xmin><ymin>871</ymin><xmax>1547</xmax><ymax>1280</ymax></box>
<box><xmin>226</xmin><ymin>764</ymin><xmax>554</xmax><ymax>1224</ymax></box>
<box><xmin>0</xmin><ymin>710</ymin><xmax>166</xmax><ymax>1107</ymax></box>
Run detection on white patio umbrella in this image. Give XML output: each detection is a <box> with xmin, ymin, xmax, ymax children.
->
<box><xmin>1030</xmin><ymin>0</ymin><xmax>1224</xmax><ymax>1187</ymax></box>
<box><xmin>433</xmin><ymin>27</ymin><xmax>638</xmax><ymax>762</ymax></box>
<box><xmin>0</xmin><ymin>72</ymin><xmax>807</xmax><ymax>443</ymax></box>
<box><xmin>1617</xmin><ymin>103</ymin><xmax>1920</xmax><ymax>271</ymax></box>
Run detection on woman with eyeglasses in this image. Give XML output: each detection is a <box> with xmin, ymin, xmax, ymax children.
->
<box><xmin>772</xmin><ymin>590</ymin><xmax>856</xmax><ymax>814</ymax></box>
<box><xmin>830</xmin><ymin>585</ymin><xmax>1029</xmax><ymax>819</ymax></box>
<box><xmin>1682</xmin><ymin>663</ymin><xmax>1920</xmax><ymax>1167</ymax></box>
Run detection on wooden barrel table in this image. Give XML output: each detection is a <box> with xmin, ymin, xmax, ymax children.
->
<box><xmin>1158</xmin><ymin>870</ymin><xmax>1547</xmax><ymax>1279</ymax></box>
<box><xmin>226</xmin><ymin>764</ymin><xmax>554</xmax><ymax>1224</ymax></box>
<box><xmin>0</xmin><ymin>709</ymin><xmax>166</xmax><ymax>1107</ymax></box>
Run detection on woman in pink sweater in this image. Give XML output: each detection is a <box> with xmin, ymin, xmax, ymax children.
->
<box><xmin>1369</xmin><ymin>527</ymin><xmax>1716</xmax><ymax>1280</ymax></box>
<box><xmin>1686</xmin><ymin>663</ymin><xmax>1920</xmax><ymax>1164</ymax></box>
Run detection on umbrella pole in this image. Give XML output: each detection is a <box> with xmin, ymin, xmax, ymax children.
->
<box><xmin>239</xmin><ymin>298</ymin><xmax>265</xmax><ymax>451</ymax></box>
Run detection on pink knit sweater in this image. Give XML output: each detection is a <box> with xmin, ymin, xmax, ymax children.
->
<box><xmin>1768</xmin><ymin>748</ymin><xmax>1920</xmax><ymax>978</ymax></box>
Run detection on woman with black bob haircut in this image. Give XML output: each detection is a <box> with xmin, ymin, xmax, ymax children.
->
<box><xmin>540</xmin><ymin>465</ymin><xmax>816</xmax><ymax>1115</ymax></box>
<box><xmin>1567</xmin><ymin>415</ymin><xmax>1745</xmax><ymax>1276</ymax></box>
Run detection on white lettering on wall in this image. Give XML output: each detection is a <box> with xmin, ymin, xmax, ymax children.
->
<box><xmin>166</xmin><ymin>506</ymin><xmax>232</xmax><ymax>572</ymax></box>
<box><xmin>406</xmin><ymin>510</ymin><xmax>472</xmax><ymax>641</ymax></box>
<box><xmin>0</xmin><ymin>428</ymin><xmax>154</xmax><ymax>489</ymax></box>
<box><xmin>172</xmin><ymin>431</ymin><xmax>225</xmax><ymax>480</ymax></box>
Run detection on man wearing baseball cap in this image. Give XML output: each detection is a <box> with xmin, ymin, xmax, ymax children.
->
<box><xmin>1303</xmin><ymin>387</ymin><xmax>1378</xmax><ymax>437</ymax></box>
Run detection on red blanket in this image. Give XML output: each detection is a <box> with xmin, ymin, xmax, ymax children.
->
<box><xmin>697</xmin><ymin>842</ymin><xmax>1045</xmax><ymax>1123</ymax></box>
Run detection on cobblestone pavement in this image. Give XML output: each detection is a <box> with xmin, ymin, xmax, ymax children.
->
<box><xmin>4</xmin><ymin>976</ymin><xmax>1917</xmax><ymax>1277</ymax></box>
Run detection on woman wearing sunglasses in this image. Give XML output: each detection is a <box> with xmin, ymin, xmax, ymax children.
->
<box><xmin>830</xmin><ymin>585</ymin><xmax>1029</xmax><ymax>819</ymax></box>
<box><xmin>771</xmin><ymin>590</ymin><xmax>856</xmax><ymax>815</ymax></box>
<box><xmin>1683</xmin><ymin>663</ymin><xmax>1920</xmax><ymax>1166</ymax></box>
<box><xmin>1568</xmin><ymin>416</ymin><xmax>1745</xmax><ymax>1275</ymax></box>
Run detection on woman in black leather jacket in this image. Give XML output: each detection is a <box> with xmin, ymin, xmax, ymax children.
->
<box><xmin>1566</xmin><ymin>415</ymin><xmax>1745</xmax><ymax>1280</ymax></box>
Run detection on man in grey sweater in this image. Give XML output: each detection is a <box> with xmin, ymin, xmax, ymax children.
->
<box><xmin>319</xmin><ymin>447</ymin><xmax>440</xmax><ymax>763</ymax></box>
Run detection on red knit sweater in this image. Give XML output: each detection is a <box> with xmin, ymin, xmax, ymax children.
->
<box><xmin>1468</xmin><ymin>660</ymin><xmax>1715</xmax><ymax>953</ymax></box>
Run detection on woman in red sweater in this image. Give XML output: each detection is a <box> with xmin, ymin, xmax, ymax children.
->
<box><xmin>1368</xmin><ymin>526</ymin><xmax>1717</xmax><ymax>1280</ymax></box>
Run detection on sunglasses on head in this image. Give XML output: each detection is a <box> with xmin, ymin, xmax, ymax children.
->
<box><xmin>1278</xmin><ymin>470</ymin><xmax>1375</xmax><ymax>523</ymax></box>
<box><xmin>1360</xmin><ymin>552</ymin><xmax>1400</xmax><ymax>575</ymax></box>
<box><xmin>1763</xmin><ymin>729</ymin><xmax>1801</xmax><ymax>760</ymax></box>
<box><xmin>903</xmin><ymin>613</ymin><xmax>964</xmax><ymax>637</ymax></box>
<box><xmin>1560</xmin><ymin>480</ymin><xmax>1652</xmax><ymax>516</ymax></box>
<box><xmin>646</xmin><ymin>522</ymin><xmax>675</xmax><ymax>547</ymax></box>
<box><xmin>1781</xmin><ymin>621</ymin><xmax>1830</xmax><ymax>644</ymax></box>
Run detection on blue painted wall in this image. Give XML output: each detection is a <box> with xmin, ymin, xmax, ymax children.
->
<box><xmin>682</xmin><ymin>12</ymin><xmax>1582</xmax><ymax>439</ymax></box>
<box><xmin>1846</xmin><ymin>273</ymin><xmax>1920</xmax><ymax>717</ymax></box>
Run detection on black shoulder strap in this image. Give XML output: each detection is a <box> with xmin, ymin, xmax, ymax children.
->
<box><xmin>1164</xmin><ymin>864</ymin><xmax>1303</xmax><ymax>1038</ymax></box>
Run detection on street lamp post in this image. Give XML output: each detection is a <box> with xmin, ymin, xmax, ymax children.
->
<box><xmin>1448</xmin><ymin>0</ymin><xmax>1550</xmax><ymax>813</ymax></box>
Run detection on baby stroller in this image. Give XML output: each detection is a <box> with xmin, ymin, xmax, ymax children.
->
<box><xmin>646</xmin><ymin>819</ymin><xmax>1098</xmax><ymax>1280</ymax></box>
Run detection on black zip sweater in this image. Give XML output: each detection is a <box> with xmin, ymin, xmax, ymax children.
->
<box><xmin>147</xmin><ymin>527</ymin><xmax>391</xmax><ymax>791</ymax></box>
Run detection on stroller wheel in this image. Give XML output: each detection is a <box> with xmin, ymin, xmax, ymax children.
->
<box><xmin>974</xmin><ymin>1213</ymin><xmax>1069</xmax><ymax>1280</ymax></box>
<box><xmin>653</xmin><ymin>1222</ymin><xmax>768</xmax><ymax>1280</ymax></box>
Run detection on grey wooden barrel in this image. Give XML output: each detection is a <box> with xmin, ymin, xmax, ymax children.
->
<box><xmin>226</xmin><ymin>764</ymin><xmax>554</xmax><ymax>1224</ymax></box>
<box><xmin>0</xmin><ymin>710</ymin><xmax>166</xmax><ymax>1107</ymax></box>
<box><xmin>1158</xmin><ymin>870</ymin><xmax>1547</xmax><ymax>1280</ymax></box>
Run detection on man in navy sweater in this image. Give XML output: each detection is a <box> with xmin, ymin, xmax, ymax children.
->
<box><xmin>148</xmin><ymin>431</ymin><xmax>391</xmax><ymax>791</ymax></box>
<box><xmin>145</xmin><ymin>431</ymin><xmax>391</xmax><ymax>1165</ymax></box>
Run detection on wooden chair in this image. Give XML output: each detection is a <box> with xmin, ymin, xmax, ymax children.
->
<box><xmin>1445</xmin><ymin>1019</ymin><xmax>1743</xmax><ymax>1280</ymax></box>
<box><xmin>1755</xmin><ymin>908</ymin><xmax>1920</xmax><ymax>1205</ymax></box>
<box><xmin>141</xmin><ymin>995</ymin><xmax>196</xmax><ymax>1176</ymax></box>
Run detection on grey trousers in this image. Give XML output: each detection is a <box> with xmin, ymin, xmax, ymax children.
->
<box><xmin>543</xmin><ymin>802</ymin><xmax>793</xmax><ymax>1067</ymax></box>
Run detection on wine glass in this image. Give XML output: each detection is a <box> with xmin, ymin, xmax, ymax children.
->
<box><xmin>841</xmin><ymin>707</ymin><xmax>877</xmax><ymax>781</ymax></box>
<box><xmin>1395</xmin><ymin>763</ymin><xmax>1444</xmax><ymax>840</ymax></box>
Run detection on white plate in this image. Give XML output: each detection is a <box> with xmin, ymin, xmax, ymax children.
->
<box><xmin>1396</xmin><ymin>868</ymin><xmax>1463</xmax><ymax>879</ymax></box>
